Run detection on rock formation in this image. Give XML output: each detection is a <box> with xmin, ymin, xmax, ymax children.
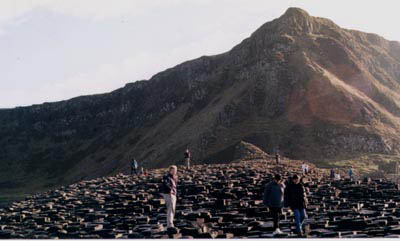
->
<box><xmin>1</xmin><ymin>156</ymin><xmax>400</xmax><ymax>238</ymax></box>
<box><xmin>1</xmin><ymin>7</ymin><xmax>400</xmax><ymax>204</ymax></box>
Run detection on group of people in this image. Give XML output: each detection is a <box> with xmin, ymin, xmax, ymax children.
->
<box><xmin>330</xmin><ymin>166</ymin><xmax>354</xmax><ymax>180</ymax></box>
<box><xmin>153</xmin><ymin>149</ymin><xmax>358</xmax><ymax>236</ymax></box>
<box><xmin>263</xmin><ymin>174</ymin><xmax>308</xmax><ymax>236</ymax></box>
<box><xmin>159</xmin><ymin>167</ymin><xmax>309</xmax><ymax>237</ymax></box>
<box><xmin>130</xmin><ymin>159</ymin><xmax>147</xmax><ymax>176</ymax></box>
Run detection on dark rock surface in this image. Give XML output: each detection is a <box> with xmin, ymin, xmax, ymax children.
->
<box><xmin>0</xmin><ymin>158</ymin><xmax>400</xmax><ymax>238</ymax></box>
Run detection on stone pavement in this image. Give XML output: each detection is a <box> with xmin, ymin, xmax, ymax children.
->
<box><xmin>0</xmin><ymin>158</ymin><xmax>399</xmax><ymax>238</ymax></box>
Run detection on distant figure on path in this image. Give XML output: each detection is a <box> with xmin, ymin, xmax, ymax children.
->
<box><xmin>330</xmin><ymin>169</ymin><xmax>335</xmax><ymax>179</ymax></box>
<box><xmin>301</xmin><ymin>162</ymin><xmax>309</xmax><ymax>175</ymax></box>
<box><xmin>131</xmin><ymin>159</ymin><xmax>138</xmax><ymax>175</ymax></box>
<box><xmin>286</xmin><ymin>174</ymin><xmax>308</xmax><ymax>236</ymax></box>
<box><xmin>184</xmin><ymin>148</ymin><xmax>191</xmax><ymax>169</ymax></box>
<box><xmin>349</xmin><ymin>166</ymin><xmax>354</xmax><ymax>180</ymax></box>
<box><xmin>264</xmin><ymin>174</ymin><xmax>285</xmax><ymax>235</ymax></box>
<box><xmin>160</xmin><ymin>165</ymin><xmax>178</xmax><ymax>228</ymax></box>
<box><xmin>334</xmin><ymin>170</ymin><xmax>341</xmax><ymax>180</ymax></box>
<box><xmin>275</xmin><ymin>152</ymin><xmax>280</xmax><ymax>165</ymax></box>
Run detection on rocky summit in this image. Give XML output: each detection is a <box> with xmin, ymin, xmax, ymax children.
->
<box><xmin>2</xmin><ymin>7</ymin><xmax>400</xmax><ymax>203</ymax></box>
<box><xmin>2</xmin><ymin>157</ymin><xmax>400</xmax><ymax>239</ymax></box>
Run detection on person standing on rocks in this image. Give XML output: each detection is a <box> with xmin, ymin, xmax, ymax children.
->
<box><xmin>349</xmin><ymin>166</ymin><xmax>354</xmax><ymax>180</ymax></box>
<box><xmin>286</xmin><ymin>174</ymin><xmax>308</xmax><ymax>236</ymax></box>
<box><xmin>160</xmin><ymin>165</ymin><xmax>178</xmax><ymax>228</ymax></box>
<box><xmin>263</xmin><ymin>174</ymin><xmax>285</xmax><ymax>235</ymax></box>
<box><xmin>335</xmin><ymin>169</ymin><xmax>341</xmax><ymax>180</ymax></box>
<box><xmin>302</xmin><ymin>162</ymin><xmax>309</xmax><ymax>175</ymax></box>
<box><xmin>131</xmin><ymin>159</ymin><xmax>138</xmax><ymax>175</ymax></box>
<box><xmin>330</xmin><ymin>169</ymin><xmax>335</xmax><ymax>179</ymax></box>
<box><xmin>184</xmin><ymin>148</ymin><xmax>191</xmax><ymax>169</ymax></box>
<box><xmin>275</xmin><ymin>152</ymin><xmax>280</xmax><ymax>165</ymax></box>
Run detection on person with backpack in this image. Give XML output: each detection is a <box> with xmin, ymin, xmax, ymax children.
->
<box><xmin>263</xmin><ymin>174</ymin><xmax>285</xmax><ymax>235</ymax></box>
<box><xmin>131</xmin><ymin>159</ymin><xmax>138</xmax><ymax>175</ymax></box>
<box><xmin>184</xmin><ymin>149</ymin><xmax>191</xmax><ymax>169</ymax></box>
<box><xmin>160</xmin><ymin>165</ymin><xmax>178</xmax><ymax>228</ymax></box>
<box><xmin>285</xmin><ymin>174</ymin><xmax>308</xmax><ymax>236</ymax></box>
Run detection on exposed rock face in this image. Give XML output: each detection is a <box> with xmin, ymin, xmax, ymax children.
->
<box><xmin>1</xmin><ymin>7</ymin><xmax>400</xmax><ymax>200</ymax></box>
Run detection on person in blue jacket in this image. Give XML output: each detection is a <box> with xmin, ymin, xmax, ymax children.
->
<box><xmin>349</xmin><ymin>166</ymin><xmax>354</xmax><ymax>180</ymax></box>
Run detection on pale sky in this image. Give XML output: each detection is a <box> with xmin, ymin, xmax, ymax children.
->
<box><xmin>1</xmin><ymin>0</ymin><xmax>400</xmax><ymax>108</ymax></box>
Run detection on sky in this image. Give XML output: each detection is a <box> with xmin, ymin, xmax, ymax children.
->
<box><xmin>1</xmin><ymin>0</ymin><xmax>400</xmax><ymax>108</ymax></box>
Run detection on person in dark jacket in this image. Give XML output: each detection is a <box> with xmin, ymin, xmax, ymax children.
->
<box><xmin>184</xmin><ymin>149</ymin><xmax>191</xmax><ymax>169</ymax></box>
<box><xmin>286</xmin><ymin>174</ymin><xmax>308</xmax><ymax>236</ymax></box>
<box><xmin>330</xmin><ymin>169</ymin><xmax>335</xmax><ymax>179</ymax></box>
<box><xmin>264</xmin><ymin>174</ymin><xmax>285</xmax><ymax>235</ymax></box>
<box><xmin>160</xmin><ymin>165</ymin><xmax>178</xmax><ymax>228</ymax></box>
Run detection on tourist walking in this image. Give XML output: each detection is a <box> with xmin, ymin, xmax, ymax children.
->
<box><xmin>131</xmin><ymin>159</ymin><xmax>138</xmax><ymax>175</ymax></box>
<box><xmin>263</xmin><ymin>174</ymin><xmax>285</xmax><ymax>235</ymax></box>
<box><xmin>160</xmin><ymin>165</ymin><xmax>178</xmax><ymax>228</ymax></box>
<box><xmin>286</xmin><ymin>174</ymin><xmax>308</xmax><ymax>236</ymax></box>
<box><xmin>184</xmin><ymin>149</ymin><xmax>191</xmax><ymax>169</ymax></box>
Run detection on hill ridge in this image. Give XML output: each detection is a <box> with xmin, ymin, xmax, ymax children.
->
<box><xmin>1</xmin><ymin>7</ymin><xmax>400</xmax><ymax>207</ymax></box>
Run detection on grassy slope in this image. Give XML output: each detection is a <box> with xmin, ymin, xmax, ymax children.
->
<box><xmin>311</xmin><ymin>153</ymin><xmax>400</xmax><ymax>178</ymax></box>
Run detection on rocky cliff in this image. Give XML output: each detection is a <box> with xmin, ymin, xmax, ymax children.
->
<box><xmin>1</xmin><ymin>7</ymin><xmax>400</xmax><ymax>201</ymax></box>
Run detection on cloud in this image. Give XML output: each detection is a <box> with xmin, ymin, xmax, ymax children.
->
<box><xmin>0</xmin><ymin>0</ymin><xmax>177</xmax><ymax>33</ymax></box>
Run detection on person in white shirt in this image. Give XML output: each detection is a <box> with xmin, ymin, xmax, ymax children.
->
<box><xmin>301</xmin><ymin>162</ymin><xmax>309</xmax><ymax>175</ymax></box>
<box><xmin>334</xmin><ymin>172</ymin><xmax>341</xmax><ymax>180</ymax></box>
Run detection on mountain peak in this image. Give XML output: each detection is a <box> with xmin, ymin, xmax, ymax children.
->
<box><xmin>282</xmin><ymin>7</ymin><xmax>311</xmax><ymax>19</ymax></box>
<box><xmin>272</xmin><ymin>7</ymin><xmax>316</xmax><ymax>34</ymax></box>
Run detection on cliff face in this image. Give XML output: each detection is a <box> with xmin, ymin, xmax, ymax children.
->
<box><xmin>1</xmin><ymin>7</ymin><xmax>400</xmax><ymax>197</ymax></box>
